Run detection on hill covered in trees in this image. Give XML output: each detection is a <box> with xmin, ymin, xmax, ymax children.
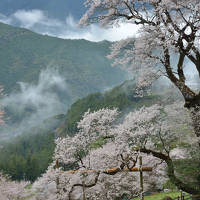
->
<box><xmin>0</xmin><ymin>22</ymin><xmax>129</xmax><ymax>131</ymax></box>
<box><xmin>57</xmin><ymin>80</ymin><xmax>160</xmax><ymax>137</ymax></box>
<box><xmin>0</xmin><ymin>114</ymin><xmax>65</xmax><ymax>182</ymax></box>
<box><xmin>0</xmin><ymin>22</ymin><xmax>127</xmax><ymax>98</ymax></box>
<box><xmin>0</xmin><ymin>80</ymin><xmax>159</xmax><ymax>182</ymax></box>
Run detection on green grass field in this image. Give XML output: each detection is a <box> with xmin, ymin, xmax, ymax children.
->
<box><xmin>132</xmin><ymin>192</ymin><xmax>181</xmax><ymax>200</ymax></box>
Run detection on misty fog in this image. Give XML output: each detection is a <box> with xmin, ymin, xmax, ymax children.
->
<box><xmin>0</xmin><ymin>68</ymin><xmax>69</xmax><ymax>138</ymax></box>
<box><xmin>0</xmin><ymin>10</ymin><xmax>139</xmax><ymax>42</ymax></box>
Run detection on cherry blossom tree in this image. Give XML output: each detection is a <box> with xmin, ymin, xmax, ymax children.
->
<box><xmin>79</xmin><ymin>0</ymin><xmax>200</xmax><ymax>143</ymax></box>
<box><xmin>0</xmin><ymin>171</ymin><xmax>30</xmax><ymax>200</ymax></box>
<box><xmin>33</xmin><ymin>105</ymin><xmax>198</xmax><ymax>199</ymax></box>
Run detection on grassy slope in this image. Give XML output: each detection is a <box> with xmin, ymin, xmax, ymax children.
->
<box><xmin>132</xmin><ymin>192</ymin><xmax>182</xmax><ymax>200</ymax></box>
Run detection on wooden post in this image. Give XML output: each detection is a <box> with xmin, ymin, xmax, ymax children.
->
<box><xmin>82</xmin><ymin>180</ymin><xmax>86</xmax><ymax>200</ymax></box>
<box><xmin>56</xmin><ymin>160</ymin><xmax>59</xmax><ymax>188</ymax></box>
<box><xmin>139</xmin><ymin>156</ymin><xmax>144</xmax><ymax>200</ymax></box>
<box><xmin>59</xmin><ymin>158</ymin><xmax>152</xmax><ymax>199</ymax></box>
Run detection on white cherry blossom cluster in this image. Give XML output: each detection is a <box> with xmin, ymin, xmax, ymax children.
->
<box><xmin>80</xmin><ymin>0</ymin><xmax>200</xmax><ymax>100</ymax></box>
<box><xmin>32</xmin><ymin>103</ymin><xmax>195</xmax><ymax>199</ymax></box>
<box><xmin>0</xmin><ymin>171</ymin><xmax>29</xmax><ymax>200</ymax></box>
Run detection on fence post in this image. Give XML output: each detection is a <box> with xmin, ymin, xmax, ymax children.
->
<box><xmin>139</xmin><ymin>156</ymin><xmax>144</xmax><ymax>200</ymax></box>
<box><xmin>82</xmin><ymin>180</ymin><xmax>86</xmax><ymax>200</ymax></box>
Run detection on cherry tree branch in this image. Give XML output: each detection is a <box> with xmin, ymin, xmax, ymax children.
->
<box><xmin>68</xmin><ymin>171</ymin><xmax>100</xmax><ymax>200</ymax></box>
<box><xmin>139</xmin><ymin>147</ymin><xmax>200</xmax><ymax>195</ymax></box>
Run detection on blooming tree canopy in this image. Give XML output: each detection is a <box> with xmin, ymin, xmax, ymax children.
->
<box><xmin>33</xmin><ymin>104</ymin><xmax>198</xmax><ymax>199</ymax></box>
<box><xmin>80</xmin><ymin>0</ymin><xmax>200</xmax><ymax>99</ymax></box>
<box><xmin>29</xmin><ymin>1</ymin><xmax>200</xmax><ymax>198</ymax></box>
<box><xmin>0</xmin><ymin>171</ymin><xmax>29</xmax><ymax>200</ymax></box>
<box><xmin>80</xmin><ymin>0</ymin><xmax>200</xmax><ymax>142</ymax></box>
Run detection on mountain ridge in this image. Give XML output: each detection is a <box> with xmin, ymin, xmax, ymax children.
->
<box><xmin>0</xmin><ymin>22</ymin><xmax>128</xmax><ymax>100</ymax></box>
<box><xmin>0</xmin><ymin>79</ymin><xmax>160</xmax><ymax>182</ymax></box>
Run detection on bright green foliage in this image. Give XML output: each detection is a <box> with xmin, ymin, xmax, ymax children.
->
<box><xmin>0</xmin><ymin>114</ymin><xmax>65</xmax><ymax>182</ymax></box>
<box><xmin>0</xmin><ymin>132</ymin><xmax>54</xmax><ymax>182</ymax></box>
<box><xmin>132</xmin><ymin>192</ymin><xmax>181</xmax><ymax>200</ymax></box>
<box><xmin>173</xmin><ymin>159</ymin><xmax>200</xmax><ymax>189</ymax></box>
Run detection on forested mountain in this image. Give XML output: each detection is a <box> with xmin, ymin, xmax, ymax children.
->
<box><xmin>0</xmin><ymin>114</ymin><xmax>65</xmax><ymax>182</ymax></box>
<box><xmin>0</xmin><ymin>22</ymin><xmax>129</xmax><ymax>139</ymax></box>
<box><xmin>57</xmin><ymin>80</ymin><xmax>160</xmax><ymax>137</ymax></box>
<box><xmin>0</xmin><ymin>22</ymin><xmax>129</xmax><ymax>182</ymax></box>
<box><xmin>0</xmin><ymin>80</ymin><xmax>159</xmax><ymax>182</ymax></box>
<box><xmin>0</xmin><ymin>22</ymin><xmax>127</xmax><ymax>97</ymax></box>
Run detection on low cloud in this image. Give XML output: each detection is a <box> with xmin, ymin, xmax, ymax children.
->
<box><xmin>0</xmin><ymin>9</ymin><xmax>139</xmax><ymax>42</ymax></box>
<box><xmin>13</xmin><ymin>9</ymin><xmax>62</xmax><ymax>29</ymax></box>
<box><xmin>0</xmin><ymin>68</ymin><xmax>69</xmax><ymax>136</ymax></box>
<box><xmin>0</xmin><ymin>13</ymin><xmax>12</xmax><ymax>24</ymax></box>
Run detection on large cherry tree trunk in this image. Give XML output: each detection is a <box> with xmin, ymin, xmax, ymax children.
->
<box><xmin>182</xmin><ymin>94</ymin><xmax>200</xmax><ymax>199</ymax></box>
<box><xmin>184</xmin><ymin>94</ymin><xmax>200</xmax><ymax>146</ymax></box>
<box><xmin>140</xmin><ymin>148</ymin><xmax>200</xmax><ymax>196</ymax></box>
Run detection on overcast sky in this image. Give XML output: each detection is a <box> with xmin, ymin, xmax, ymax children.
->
<box><xmin>0</xmin><ymin>9</ymin><xmax>139</xmax><ymax>42</ymax></box>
